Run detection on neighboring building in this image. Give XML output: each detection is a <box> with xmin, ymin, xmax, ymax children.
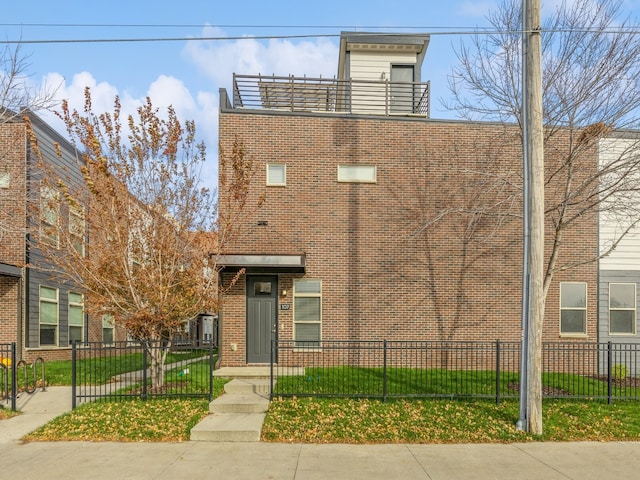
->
<box><xmin>598</xmin><ymin>134</ymin><xmax>640</xmax><ymax>373</ymax></box>
<box><xmin>0</xmin><ymin>111</ymin><xmax>125</xmax><ymax>362</ymax></box>
<box><xmin>216</xmin><ymin>32</ymin><xmax>599</xmax><ymax>367</ymax></box>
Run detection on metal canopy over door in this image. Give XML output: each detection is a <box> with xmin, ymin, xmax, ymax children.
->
<box><xmin>246</xmin><ymin>276</ymin><xmax>277</xmax><ymax>363</ymax></box>
<box><xmin>390</xmin><ymin>64</ymin><xmax>415</xmax><ymax>113</ymax></box>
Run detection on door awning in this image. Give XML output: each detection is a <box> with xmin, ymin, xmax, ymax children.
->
<box><xmin>217</xmin><ymin>254</ymin><xmax>305</xmax><ymax>274</ymax></box>
<box><xmin>0</xmin><ymin>262</ymin><xmax>22</xmax><ymax>278</ymax></box>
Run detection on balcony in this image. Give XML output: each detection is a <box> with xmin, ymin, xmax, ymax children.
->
<box><xmin>230</xmin><ymin>74</ymin><xmax>430</xmax><ymax>118</ymax></box>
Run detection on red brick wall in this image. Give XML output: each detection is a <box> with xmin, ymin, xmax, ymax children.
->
<box><xmin>218</xmin><ymin>113</ymin><xmax>598</xmax><ymax>366</ymax></box>
<box><xmin>0</xmin><ymin>122</ymin><xmax>27</xmax><ymax>266</ymax></box>
<box><xmin>0</xmin><ymin>122</ymin><xmax>26</xmax><ymax>352</ymax></box>
<box><xmin>0</xmin><ymin>276</ymin><xmax>20</xmax><ymax>344</ymax></box>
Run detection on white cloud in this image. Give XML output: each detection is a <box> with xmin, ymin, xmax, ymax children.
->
<box><xmin>29</xmin><ymin>27</ymin><xmax>339</xmax><ymax>192</ymax></box>
<box><xmin>183</xmin><ymin>26</ymin><xmax>339</xmax><ymax>91</ymax></box>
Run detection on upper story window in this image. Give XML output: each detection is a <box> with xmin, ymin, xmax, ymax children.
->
<box><xmin>40</xmin><ymin>186</ymin><xmax>59</xmax><ymax>247</ymax></box>
<box><xmin>267</xmin><ymin>163</ymin><xmax>286</xmax><ymax>186</ymax></box>
<box><xmin>560</xmin><ymin>282</ymin><xmax>587</xmax><ymax>336</ymax></box>
<box><xmin>69</xmin><ymin>204</ymin><xmax>86</xmax><ymax>256</ymax></box>
<box><xmin>609</xmin><ymin>283</ymin><xmax>636</xmax><ymax>335</ymax></box>
<box><xmin>338</xmin><ymin>165</ymin><xmax>377</xmax><ymax>183</ymax></box>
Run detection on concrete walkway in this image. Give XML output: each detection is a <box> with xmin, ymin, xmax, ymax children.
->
<box><xmin>2</xmin><ymin>387</ymin><xmax>640</xmax><ymax>479</ymax></box>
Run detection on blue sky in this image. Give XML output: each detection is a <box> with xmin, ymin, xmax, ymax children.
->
<box><xmin>2</xmin><ymin>0</ymin><xmax>640</xmax><ymax>184</ymax></box>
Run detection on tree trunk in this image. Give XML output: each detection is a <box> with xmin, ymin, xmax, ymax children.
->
<box><xmin>148</xmin><ymin>342</ymin><xmax>167</xmax><ymax>389</ymax></box>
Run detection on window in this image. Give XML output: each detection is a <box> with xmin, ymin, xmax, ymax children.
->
<box><xmin>609</xmin><ymin>283</ymin><xmax>636</xmax><ymax>335</ymax></box>
<box><xmin>40</xmin><ymin>186</ymin><xmax>59</xmax><ymax>247</ymax></box>
<box><xmin>337</xmin><ymin>165</ymin><xmax>377</xmax><ymax>183</ymax></box>
<box><xmin>39</xmin><ymin>286</ymin><xmax>59</xmax><ymax>346</ymax></box>
<box><xmin>69</xmin><ymin>204</ymin><xmax>85</xmax><ymax>256</ymax></box>
<box><xmin>68</xmin><ymin>292</ymin><xmax>84</xmax><ymax>344</ymax></box>
<box><xmin>560</xmin><ymin>282</ymin><xmax>587</xmax><ymax>335</ymax></box>
<box><xmin>102</xmin><ymin>314</ymin><xmax>115</xmax><ymax>345</ymax></box>
<box><xmin>267</xmin><ymin>163</ymin><xmax>286</xmax><ymax>186</ymax></box>
<box><xmin>294</xmin><ymin>279</ymin><xmax>322</xmax><ymax>346</ymax></box>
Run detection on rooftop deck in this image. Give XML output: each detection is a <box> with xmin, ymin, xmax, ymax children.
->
<box><xmin>229</xmin><ymin>74</ymin><xmax>430</xmax><ymax>118</ymax></box>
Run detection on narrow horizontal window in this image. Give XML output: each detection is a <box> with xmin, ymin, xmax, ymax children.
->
<box><xmin>337</xmin><ymin>165</ymin><xmax>377</xmax><ymax>183</ymax></box>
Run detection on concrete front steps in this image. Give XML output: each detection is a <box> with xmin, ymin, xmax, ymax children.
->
<box><xmin>190</xmin><ymin>378</ymin><xmax>271</xmax><ymax>442</ymax></box>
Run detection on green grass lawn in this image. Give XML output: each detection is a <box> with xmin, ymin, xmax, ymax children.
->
<box><xmin>274</xmin><ymin>366</ymin><xmax>640</xmax><ymax>400</ymax></box>
<box><xmin>43</xmin><ymin>349</ymin><xmax>212</xmax><ymax>386</ymax></box>
<box><xmin>262</xmin><ymin>397</ymin><xmax>640</xmax><ymax>443</ymax></box>
<box><xmin>13</xmin><ymin>362</ymin><xmax>640</xmax><ymax>443</ymax></box>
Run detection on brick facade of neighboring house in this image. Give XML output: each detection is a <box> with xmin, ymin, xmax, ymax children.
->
<box><xmin>216</xmin><ymin>32</ymin><xmax>599</xmax><ymax>367</ymax></box>
<box><xmin>0</xmin><ymin>120</ymin><xmax>27</xmax><ymax>350</ymax></box>
<box><xmin>0</xmin><ymin>112</ymin><xmax>127</xmax><ymax>362</ymax></box>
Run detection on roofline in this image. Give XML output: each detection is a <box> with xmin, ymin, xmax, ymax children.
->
<box><xmin>338</xmin><ymin>31</ymin><xmax>431</xmax><ymax>81</ymax></box>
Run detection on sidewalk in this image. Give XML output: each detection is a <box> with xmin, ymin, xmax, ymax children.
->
<box><xmin>1</xmin><ymin>388</ymin><xmax>640</xmax><ymax>479</ymax></box>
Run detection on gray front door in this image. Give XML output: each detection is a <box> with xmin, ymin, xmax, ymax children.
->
<box><xmin>246</xmin><ymin>276</ymin><xmax>277</xmax><ymax>363</ymax></box>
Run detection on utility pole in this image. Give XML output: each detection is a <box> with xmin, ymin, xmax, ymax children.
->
<box><xmin>519</xmin><ymin>0</ymin><xmax>544</xmax><ymax>435</ymax></box>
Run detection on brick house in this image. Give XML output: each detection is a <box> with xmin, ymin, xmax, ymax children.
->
<box><xmin>216</xmin><ymin>32</ymin><xmax>599</xmax><ymax>367</ymax></box>
<box><xmin>0</xmin><ymin>111</ymin><xmax>126</xmax><ymax>362</ymax></box>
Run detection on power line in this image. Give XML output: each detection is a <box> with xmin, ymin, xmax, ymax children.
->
<box><xmin>0</xmin><ymin>22</ymin><xmax>478</xmax><ymax>30</ymax></box>
<box><xmin>3</xmin><ymin>27</ymin><xmax>640</xmax><ymax>45</ymax></box>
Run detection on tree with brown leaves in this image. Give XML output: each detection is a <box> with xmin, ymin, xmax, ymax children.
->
<box><xmin>32</xmin><ymin>88</ymin><xmax>257</xmax><ymax>388</ymax></box>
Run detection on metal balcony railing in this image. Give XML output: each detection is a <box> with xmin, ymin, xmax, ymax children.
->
<box><xmin>232</xmin><ymin>74</ymin><xmax>430</xmax><ymax>117</ymax></box>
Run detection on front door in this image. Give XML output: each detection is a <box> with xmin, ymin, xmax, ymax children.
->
<box><xmin>246</xmin><ymin>276</ymin><xmax>277</xmax><ymax>363</ymax></box>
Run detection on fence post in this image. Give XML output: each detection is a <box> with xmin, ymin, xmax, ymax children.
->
<box><xmin>142</xmin><ymin>341</ymin><xmax>148</xmax><ymax>402</ymax></box>
<box><xmin>607</xmin><ymin>341</ymin><xmax>613</xmax><ymax>405</ymax></box>
<box><xmin>208</xmin><ymin>340</ymin><xmax>214</xmax><ymax>402</ymax></box>
<box><xmin>71</xmin><ymin>341</ymin><xmax>77</xmax><ymax>409</ymax></box>
<box><xmin>11</xmin><ymin>342</ymin><xmax>17</xmax><ymax>411</ymax></box>
<box><xmin>270</xmin><ymin>340</ymin><xmax>275</xmax><ymax>401</ymax></box>
<box><xmin>495</xmin><ymin>339</ymin><xmax>501</xmax><ymax>405</ymax></box>
<box><xmin>383</xmin><ymin>340</ymin><xmax>388</xmax><ymax>402</ymax></box>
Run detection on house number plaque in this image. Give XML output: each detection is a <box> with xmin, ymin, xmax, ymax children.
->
<box><xmin>280</xmin><ymin>304</ymin><xmax>291</xmax><ymax>310</ymax></box>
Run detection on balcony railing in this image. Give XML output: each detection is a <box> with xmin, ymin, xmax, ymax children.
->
<box><xmin>232</xmin><ymin>74</ymin><xmax>430</xmax><ymax>117</ymax></box>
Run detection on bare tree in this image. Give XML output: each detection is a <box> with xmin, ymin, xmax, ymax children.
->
<box><xmin>446</xmin><ymin>0</ymin><xmax>640</xmax><ymax>433</ymax></box>
<box><xmin>0</xmin><ymin>43</ymin><xmax>58</xmax><ymax>251</ymax></box>
<box><xmin>30</xmin><ymin>88</ymin><xmax>258</xmax><ymax>388</ymax></box>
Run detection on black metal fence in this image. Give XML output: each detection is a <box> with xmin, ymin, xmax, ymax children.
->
<box><xmin>72</xmin><ymin>340</ymin><xmax>215</xmax><ymax>408</ymax></box>
<box><xmin>271</xmin><ymin>340</ymin><xmax>640</xmax><ymax>403</ymax></box>
<box><xmin>0</xmin><ymin>343</ymin><xmax>17</xmax><ymax>411</ymax></box>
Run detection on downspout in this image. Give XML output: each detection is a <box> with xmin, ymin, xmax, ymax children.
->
<box><xmin>17</xmin><ymin>273</ymin><xmax>23</xmax><ymax>360</ymax></box>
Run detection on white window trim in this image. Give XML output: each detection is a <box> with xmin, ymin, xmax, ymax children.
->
<box><xmin>609</xmin><ymin>283</ymin><xmax>637</xmax><ymax>336</ymax></box>
<box><xmin>337</xmin><ymin>165</ymin><xmax>377</xmax><ymax>183</ymax></box>
<box><xmin>102</xmin><ymin>314</ymin><xmax>116</xmax><ymax>346</ymax></box>
<box><xmin>40</xmin><ymin>186</ymin><xmax>60</xmax><ymax>248</ymax></box>
<box><xmin>39</xmin><ymin>285</ymin><xmax>59</xmax><ymax>347</ymax></box>
<box><xmin>559</xmin><ymin>282</ymin><xmax>588</xmax><ymax>337</ymax></box>
<box><xmin>293</xmin><ymin>279</ymin><xmax>322</xmax><ymax>346</ymax></box>
<box><xmin>68</xmin><ymin>292</ymin><xmax>84</xmax><ymax>344</ymax></box>
<box><xmin>69</xmin><ymin>204</ymin><xmax>86</xmax><ymax>256</ymax></box>
<box><xmin>266</xmin><ymin>163</ymin><xmax>287</xmax><ymax>186</ymax></box>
